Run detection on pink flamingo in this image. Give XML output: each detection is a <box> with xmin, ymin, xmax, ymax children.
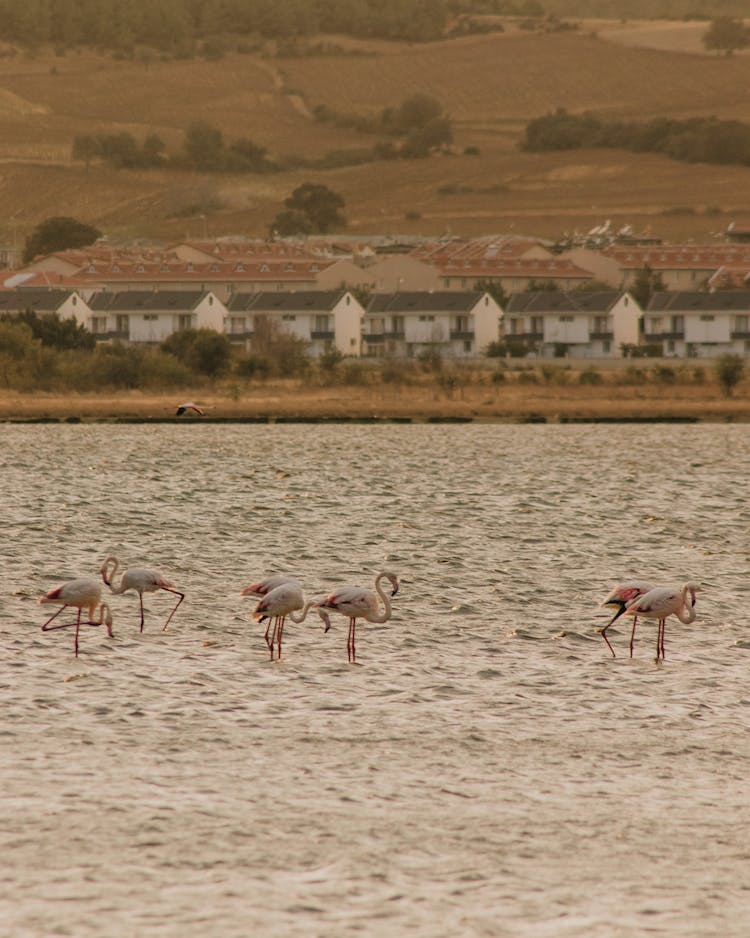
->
<box><xmin>622</xmin><ymin>582</ymin><xmax>698</xmax><ymax>660</ymax></box>
<box><xmin>101</xmin><ymin>556</ymin><xmax>184</xmax><ymax>632</ymax></box>
<box><xmin>318</xmin><ymin>572</ymin><xmax>399</xmax><ymax>662</ymax></box>
<box><xmin>598</xmin><ymin>580</ymin><xmax>654</xmax><ymax>657</ymax></box>
<box><xmin>176</xmin><ymin>402</ymin><xmax>205</xmax><ymax>416</ymax></box>
<box><xmin>38</xmin><ymin>577</ymin><xmax>114</xmax><ymax>657</ymax></box>
<box><xmin>250</xmin><ymin>581</ymin><xmax>330</xmax><ymax>660</ymax></box>
<box><xmin>240</xmin><ymin>575</ymin><xmax>300</xmax><ymax>648</ymax></box>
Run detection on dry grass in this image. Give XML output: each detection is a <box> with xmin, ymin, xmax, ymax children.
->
<box><xmin>2</xmin><ymin>374</ymin><xmax>749</xmax><ymax>422</ymax></box>
<box><xmin>1</xmin><ymin>28</ymin><xmax>750</xmax><ymax>245</ymax></box>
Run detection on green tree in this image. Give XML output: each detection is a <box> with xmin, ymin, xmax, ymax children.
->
<box><xmin>12</xmin><ymin>310</ymin><xmax>95</xmax><ymax>350</ymax></box>
<box><xmin>473</xmin><ymin>278</ymin><xmax>507</xmax><ymax>307</ymax></box>
<box><xmin>161</xmin><ymin>327</ymin><xmax>230</xmax><ymax>378</ymax></box>
<box><xmin>703</xmin><ymin>16</ymin><xmax>750</xmax><ymax>56</ymax></box>
<box><xmin>630</xmin><ymin>265</ymin><xmax>666</xmax><ymax>309</ymax></box>
<box><xmin>283</xmin><ymin>183</ymin><xmax>346</xmax><ymax>233</ymax></box>
<box><xmin>269</xmin><ymin>209</ymin><xmax>314</xmax><ymax>238</ymax></box>
<box><xmin>183</xmin><ymin>121</ymin><xmax>225</xmax><ymax>171</ymax></box>
<box><xmin>22</xmin><ymin>217</ymin><xmax>102</xmax><ymax>264</ymax></box>
<box><xmin>715</xmin><ymin>354</ymin><xmax>744</xmax><ymax>396</ymax></box>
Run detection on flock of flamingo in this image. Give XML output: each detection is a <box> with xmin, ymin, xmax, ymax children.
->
<box><xmin>37</xmin><ymin>558</ymin><xmax>699</xmax><ymax>663</ymax></box>
<box><xmin>37</xmin><ymin>562</ymin><xmax>400</xmax><ymax>663</ymax></box>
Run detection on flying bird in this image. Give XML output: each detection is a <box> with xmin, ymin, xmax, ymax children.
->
<box><xmin>622</xmin><ymin>582</ymin><xmax>698</xmax><ymax>660</ymax></box>
<box><xmin>318</xmin><ymin>572</ymin><xmax>399</xmax><ymax>662</ymax></box>
<box><xmin>598</xmin><ymin>579</ymin><xmax>654</xmax><ymax>657</ymax></box>
<box><xmin>38</xmin><ymin>577</ymin><xmax>114</xmax><ymax>657</ymax></box>
<box><xmin>176</xmin><ymin>402</ymin><xmax>205</xmax><ymax>416</ymax></box>
<box><xmin>101</xmin><ymin>556</ymin><xmax>184</xmax><ymax>632</ymax></box>
<box><xmin>250</xmin><ymin>581</ymin><xmax>330</xmax><ymax>659</ymax></box>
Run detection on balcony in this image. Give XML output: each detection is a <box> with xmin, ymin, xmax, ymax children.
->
<box><xmin>506</xmin><ymin>332</ymin><xmax>543</xmax><ymax>342</ymax></box>
<box><xmin>94</xmin><ymin>330</ymin><xmax>129</xmax><ymax>341</ymax></box>
<box><xmin>226</xmin><ymin>330</ymin><xmax>254</xmax><ymax>341</ymax></box>
<box><xmin>311</xmin><ymin>330</ymin><xmax>335</xmax><ymax>340</ymax></box>
<box><xmin>449</xmin><ymin>330</ymin><xmax>475</xmax><ymax>341</ymax></box>
<box><xmin>731</xmin><ymin>330</ymin><xmax>750</xmax><ymax>339</ymax></box>
<box><xmin>589</xmin><ymin>331</ymin><xmax>614</xmax><ymax>341</ymax></box>
<box><xmin>645</xmin><ymin>331</ymin><xmax>684</xmax><ymax>340</ymax></box>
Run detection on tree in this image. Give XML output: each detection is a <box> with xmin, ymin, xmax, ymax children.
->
<box><xmin>283</xmin><ymin>183</ymin><xmax>346</xmax><ymax>233</ymax></box>
<box><xmin>161</xmin><ymin>328</ymin><xmax>231</xmax><ymax>378</ymax></box>
<box><xmin>22</xmin><ymin>217</ymin><xmax>102</xmax><ymax>264</ymax></box>
<box><xmin>715</xmin><ymin>354</ymin><xmax>744</xmax><ymax>397</ymax></box>
<box><xmin>183</xmin><ymin>121</ymin><xmax>225</xmax><ymax>171</ymax></box>
<box><xmin>703</xmin><ymin>17</ymin><xmax>750</xmax><ymax>56</ymax></box>
<box><xmin>269</xmin><ymin>209</ymin><xmax>314</xmax><ymax>238</ymax></box>
<box><xmin>11</xmin><ymin>310</ymin><xmax>95</xmax><ymax>350</ymax></box>
<box><xmin>630</xmin><ymin>265</ymin><xmax>665</xmax><ymax>309</ymax></box>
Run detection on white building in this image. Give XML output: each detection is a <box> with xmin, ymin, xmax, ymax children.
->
<box><xmin>86</xmin><ymin>290</ymin><xmax>226</xmax><ymax>342</ymax></box>
<box><xmin>224</xmin><ymin>290</ymin><xmax>363</xmax><ymax>357</ymax></box>
<box><xmin>504</xmin><ymin>291</ymin><xmax>640</xmax><ymax>358</ymax></box>
<box><xmin>645</xmin><ymin>291</ymin><xmax>750</xmax><ymax>357</ymax></box>
<box><xmin>363</xmin><ymin>291</ymin><xmax>501</xmax><ymax>358</ymax></box>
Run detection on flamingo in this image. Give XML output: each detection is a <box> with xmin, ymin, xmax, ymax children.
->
<box><xmin>250</xmin><ymin>581</ymin><xmax>330</xmax><ymax>660</ymax></box>
<box><xmin>622</xmin><ymin>583</ymin><xmax>698</xmax><ymax>660</ymax></box>
<box><xmin>240</xmin><ymin>575</ymin><xmax>300</xmax><ymax>647</ymax></box>
<box><xmin>318</xmin><ymin>572</ymin><xmax>399</xmax><ymax>662</ymax></box>
<box><xmin>100</xmin><ymin>556</ymin><xmax>184</xmax><ymax>633</ymax></box>
<box><xmin>176</xmin><ymin>402</ymin><xmax>205</xmax><ymax>416</ymax></box>
<box><xmin>598</xmin><ymin>579</ymin><xmax>654</xmax><ymax>657</ymax></box>
<box><xmin>38</xmin><ymin>577</ymin><xmax>114</xmax><ymax>657</ymax></box>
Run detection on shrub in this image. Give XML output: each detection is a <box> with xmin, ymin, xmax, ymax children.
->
<box><xmin>578</xmin><ymin>368</ymin><xmax>603</xmax><ymax>385</ymax></box>
<box><xmin>715</xmin><ymin>354</ymin><xmax>744</xmax><ymax>396</ymax></box>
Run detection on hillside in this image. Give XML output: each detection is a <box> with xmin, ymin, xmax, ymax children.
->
<box><xmin>1</xmin><ymin>24</ymin><xmax>750</xmax><ymax>248</ymax></box>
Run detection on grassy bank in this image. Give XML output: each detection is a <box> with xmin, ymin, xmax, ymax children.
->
<box><xmin>2</xmin><ymin>371</ymin><xmax>749</xmax><ymax>422</ymax></box>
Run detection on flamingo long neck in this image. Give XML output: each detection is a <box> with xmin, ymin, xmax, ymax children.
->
<box><xmin>676</xmin><ymin>587</ymin><xmax>697</xmax><ymax>624</ymax></box>
<box><xmin>103</xmin><ymin>556</ymin><xmax>127</xmax><ymax>594</ymax></box>
<box><xmin>368</xmin><ymin>574</ymin><xmax>393</xmax><ymax>624</ymax></box>
<box><xmin>289</xmin><ymin>601</ymin><xmax>317</xmax><ymax>623</ymax></box>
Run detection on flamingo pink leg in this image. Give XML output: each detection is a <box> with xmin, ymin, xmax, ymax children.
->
<box><xmin>138</xmin><ymin>593</ymin><xmax>145</xmax><ymax>633</ymax></box>
<box><xmin>629</xmin><ymin>616</ymin><xmax>639</xmax><ymax>657</ymax></box>
<box><xmin>347</xmin><ymin>618</ymin><xmax>357</xmax><ymax>662</ymax></box>
<box><xmin>161</xmin><ymin>588</ymin><xmax>185</xmax><ymax>631</ymax></box>
<box><xmin>277</xmin><ymin>617</ymin><xmax>285</xmax><ymax>659</ymax></box>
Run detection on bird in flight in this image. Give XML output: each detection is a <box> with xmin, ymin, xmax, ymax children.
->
<box><xmin>175</xmin><ymin>402</ymin><xmax>205</xmax><ymax>416</ymax></box>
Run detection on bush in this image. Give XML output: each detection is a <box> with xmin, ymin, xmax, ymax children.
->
<box><xmin>578</xmin><ymin>368</ymin><xmax>603</xmax><ymax>385</ymax></box>
<box><xmin>715</xmin><ymin>354</ymin><xmax>744</xmax><ymax>396</ymax></box>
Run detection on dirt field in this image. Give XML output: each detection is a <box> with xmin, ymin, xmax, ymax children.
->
<box><xmin>2</xmin><ymin>380</ymin><xmax>748</xmax><ymax>422</ymax></box>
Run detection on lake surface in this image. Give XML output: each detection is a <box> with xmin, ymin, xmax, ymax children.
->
<box><xmin>1</xmin><ymin>423</ymin><xmax>749</xmax><ymax>937</ymax></box>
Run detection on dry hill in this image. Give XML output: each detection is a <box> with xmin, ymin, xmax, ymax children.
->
<box><xmin>0</xmin><ymin>23</ymin><xmax>749</xmax><ymax>248</ymax></box>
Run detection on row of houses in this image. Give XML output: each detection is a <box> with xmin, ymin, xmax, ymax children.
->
<box><xmin>6</xmin><ymin>284</ymin><xmax>750</xmax><ymax>359</ymax></box>
<box><xmin>11</xmin><ymin>233</ymin><xmax>750</xmax><ymax>300</ymax></box>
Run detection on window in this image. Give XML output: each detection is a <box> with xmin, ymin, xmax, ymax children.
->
<box><xmin>559</xmin><ymin>315</ymin><xmax>574</xmax><ymax>323</ymax></box>
<box><xmin>699</xmin><ymin>315</ymin><xmax>715</xmax><ymax>322</ymax></box>
<box><xmin>419</xmin><ymin>315</ymin><xmax>435</xmax><ymax>322</ymax></box>
<box><xmin>91</xmin><ymin>316</ymin><xmax>107</xmax><ymax>333</ymax></box>
<box><xmin>144</xmin><ymin>314</ymin><xmax>157</xmax><ymax>321</ymax></box>
<box><xmin>282</xmin><ymin>314</ymin><xmax>296</xmax><ymax>322</ymax></box>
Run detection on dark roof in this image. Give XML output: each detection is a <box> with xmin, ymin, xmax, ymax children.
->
<box><xmin>647</xmin><ymin>291</ymin><xmax>750</xmax><ymax>312</ymax></box>
<box><xmin>227</xmin><ymin>290</ymin><xmax>347</xmax><ymax>313</ymax></box>
<box><xmin>366</xmin><ymin>291</ymin><xmax>484</xmax><ymax>314</ymax></box>
<box><xmin>0</xmin><ymin>288</ymin><xmax>75</xmax><ymax>312</ymax></box>
<box><xmin>506</xmin><ymin>291</ymin><xmax>624</xmax><ymax>313</ymax></box>
<box><xmin>88</xmin><ymin>290</ymin><xmax>209</xmax><ymax>312</ymax></box>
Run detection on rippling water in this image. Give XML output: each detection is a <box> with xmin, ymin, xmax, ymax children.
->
<box><xmin>2</xmin><ymin>423</ymin><xmax>749</xmax><ymax>937</ymax></box>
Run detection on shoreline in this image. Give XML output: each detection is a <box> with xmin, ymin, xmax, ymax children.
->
<box><xmin>1</xmin><ymin>385</ymin><xmax>749</xmax><ymax>423</ymax></box>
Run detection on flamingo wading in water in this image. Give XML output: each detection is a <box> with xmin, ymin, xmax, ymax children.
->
<box><xmin>38</xmin><ymin>577</ymin><xmax>114</xmax><ymax>657</ymax></box>
<box><xmin>240</xmin><ymin>575</ymin><xmax>301</xmax><ymax>649</ymax></box>
<box><xmin>598</xmin><ymin>580</ymin><xmax>654</xmax><ymax>657</ymax></box>
<box><xmin>318</xmin><ymin>572</ymin><xmax>399</xmax><ymax>662</ymax></box>
<box><xmin>101</xmin><ymin>556</ymin><xmax>184</xmax><ymax>632</ymax></box>
<box><xmin>250</xmin><ymin>581</ymin><xmax>330</xmax><ymax>660</ymax></box>
<box><xmin>622</xmin><ymin>582</ymin><xmax>698</xmax><ymax>660</ymax></box>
